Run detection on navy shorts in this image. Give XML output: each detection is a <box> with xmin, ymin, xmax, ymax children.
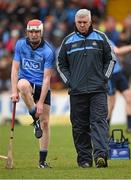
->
<box><xmin>108</xmin><ymin>71</ymin><xmax>129</xmax><ymax>96</ymax></box>
<box><xmin>30</xmin><ymin>83</ymin><xmax>51</xmax><ymax>105</ymax></box>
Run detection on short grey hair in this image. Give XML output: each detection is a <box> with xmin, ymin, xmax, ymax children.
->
<box><xmin>75</xmin><ymin>9</ymin><xmax>91</xmax><ymax>22</ymax></box>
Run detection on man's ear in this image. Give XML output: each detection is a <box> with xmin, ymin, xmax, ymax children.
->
<box><xmin>89</xmin><ymin>21</ymin><xmax>92</xmax><ymax>26</ymax></box>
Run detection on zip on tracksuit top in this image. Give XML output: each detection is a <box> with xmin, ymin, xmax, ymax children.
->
<box><xmin>57</xmin><ymin>26</ymin><xmax>117</xmax><ymax>95</ymax></box>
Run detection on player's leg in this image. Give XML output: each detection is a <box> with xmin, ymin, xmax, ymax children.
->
<box><xmin>122</xmin><ymin>89</ymin><xmax>131</xmax><ymax>132</ymax></box>
<box><xmin>108</xmin><ymin>95</ymin><xmax>116</xmax><ymax>122</ymax></box>
<box><xmin>107</xmin><ymin>78</ymin><xmax>116</xmax><ymax>125</ymax></box>
<box><xmin>116</xmin><ymin>71</ymin><xmax>131</xmax><ymax>132</ymax></box>
<box><xmin>17</xmin><ymin>79</ymin><xmax>35</xmax><ymax>110</ymax></box>
<box><xmin>38</xmin><ymin>103</ymin><xmax>51</xmax><ymax>168</ymax></box>
<box><xmin>17</xmin><ymin>79</ymin><xmax>42</xmax><ymax>138</ymax></box>
<box><xmin>33</xmin><ymin>88</ymin><xmax>51</xmax><ymax>168</ymax></box>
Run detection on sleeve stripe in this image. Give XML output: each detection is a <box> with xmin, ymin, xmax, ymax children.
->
<box><xmin>105</xmin><ymin>60</ymin><xmax>115</xmax><ymax>78</ymax></box>
<box><xmin>56</xmin><ymin>59</ymin><xmax>68</xmax><ymax>84</ymax></box>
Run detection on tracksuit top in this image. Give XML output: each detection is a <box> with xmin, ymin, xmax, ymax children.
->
<box><xmin>13</xmin><ymin>38</ymin><xmax>55</xmax><ymax>86</ymax></box>
<box><xmin>57</xmin><ymin>26</ymin><xmax>117</xmax><ymax>95</ymax></box>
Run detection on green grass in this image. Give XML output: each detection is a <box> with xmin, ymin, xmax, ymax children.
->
<box><xmin>0</xmin><ymin>124</ymin><xmax>131</xmax><ymax>179</ymax></box>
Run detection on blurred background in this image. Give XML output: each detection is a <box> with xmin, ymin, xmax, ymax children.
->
<box><xmin>0</xmin><ymin>0</ymin><xmax>131</xmax><ymax>125</ymax></box>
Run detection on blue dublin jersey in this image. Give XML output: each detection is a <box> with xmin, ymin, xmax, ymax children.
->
<box><xmin>13</xmin><ymin>38</ymin><xmax>55</xmax><ymax>86</ymax></box>
<box><xmin>110</xmin><ymin>40</ymin><xmax>122</xmax><ymax>74</ymax></box>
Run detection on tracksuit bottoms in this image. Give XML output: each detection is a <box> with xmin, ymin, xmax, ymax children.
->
<box><xmin>70</xmin><ymin>92</ymin><xmax>109</xmax><ymax>165</ymax></box>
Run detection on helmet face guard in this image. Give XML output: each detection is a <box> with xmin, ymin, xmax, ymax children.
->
<box><xmin>27</xmin><ymin>19</ymin><xmax>43</xmax><ymax>36</ymax></box>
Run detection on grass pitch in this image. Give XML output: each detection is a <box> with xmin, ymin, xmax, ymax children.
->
<box><xmin>0</xmin><ymin>123</ymin><xmax>131</xmax><ymax>179</ymax></box>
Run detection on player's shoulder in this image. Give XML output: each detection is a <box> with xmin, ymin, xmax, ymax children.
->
<box><xmin>64</xmin><ymin>32</ymin><xmax>76</xmax><ymax>44</ymax></box>
<box><xmin>93</xmin><ymin>29</ymin><xmax>108</xmax><ymax>41</ymax></box>
<box><xmin>44</xmin><ymin>40</ymin><xmax>55</xmax><ymax>54</ymax></box>
<box><xmin>15</xmin><ymin>38</ymin><xmax>26</xmax><ymax>47</ymax></box>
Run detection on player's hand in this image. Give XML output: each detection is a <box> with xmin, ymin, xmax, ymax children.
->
<box><xmin>10</xmin><ymin>93</ymin><xmax>19</xmax><ymax>102</ymax></box>
<box><xmin>36</xmin><ymin>101</ymin><xmax>44</xmax><ymax>116</ymax></box>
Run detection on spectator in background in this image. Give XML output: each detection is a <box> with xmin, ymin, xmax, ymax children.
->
<box><xmin>65</xmin><ymin>0</ymin><xmax>79</xmax><ymax>33</ymax></box>
<box><xmin>80</xmin><ymin>0</ymin><xmax>104</xmax><ymax>20</ymax></box>
<box><xmin>49</xmin><ymin>0</ymin><xmax>68</xmax><ymax>47</ymax></box>
<box><xmin>44</xmin><ymin>16</ymin><xmax>55</xmax><ymax>44</ymax></box>
<box><xmin>5</xmin><ymin>29</ymin><xmax>20</xmax><ymax>54</ymax></box>
<box><xmin>52</xmin><ymin>21</ymin><xmax>68</xmax><ymax>48</ymax></box>
<box><xmin>118</xmin><ymin>13</ymin><xmax>131</xmax><ymax>84</ymax></box>
<box><xmin>0</xmin><ymin>19</ymin><xmax>10</xmax><ymax>45</ymax></box>
<box><xmin>38</xmin><ymin>0</ymin><xmax>49</xmax><ymax>22</ymax></box>
<box><xmin>119</xmin><ymin>35</ymin><xmax>131</xmax><ymax>84</ymax></box>
<box><xmin>108</xmin><ymin>41</ymin><xmax>131</xmax><ymax>132</ymax></box>
<box><xmin>118</xmin><ymin>13</ymin><xmax>131</xmax><ymax>47</ymax></box>
<box><xmin>0</xmin><ymin>51</ymin><xmax>12</xmax><ymax>92</ymax></box>
<box><xmin>122</xmin><ymin>12</ymin><xmax>131</xmax><ymax>44</ymax></box>
<box><xmin>50</xmin><ymin>0</ymin><xmax>67</xmax><ymax>24</ymax></box>
<box><xmin>122</xmin><ymin>51</ymin><xmax>131</xmax><ymax>85</ymax></box>
<box><xmin>104</xmin><ymin>16</ymin><xmax>120</xmax><ymax>45</ymax></box>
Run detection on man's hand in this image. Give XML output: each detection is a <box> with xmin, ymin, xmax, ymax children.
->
<box><xmin>36</xmin><ymin>101</ymin><xmax>44</xmax><ymax>116</ymax></box>
<box><xmin>11</xmin><ymin>93</ymin><xmax>19</xmax><ymax>102</ymax></box>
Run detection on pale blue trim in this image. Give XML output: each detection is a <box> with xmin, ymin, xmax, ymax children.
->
<box><xmin>65</xmin><ymin>32</ymin><xmax>103</xmax><ymax>44</ymax></box>
<box><xmin>67</xmin><ymin>46</ymin><xmax>100</xmax><ymax>54</ymax></box>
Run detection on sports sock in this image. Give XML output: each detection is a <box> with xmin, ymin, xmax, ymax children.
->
<box><xmin>29</xmin><ymin>107</ymin><xmax>38</xmax><ymax>121</ymax></box>
<box><xmin>127</xmin><ymin>115</ymin><xmax>131</xmax><ymax>129</ymax></box>
<box><xmin>39</xmin><ymin>150</ymin><xmax>48</xmax><ymax>163</ymax></box>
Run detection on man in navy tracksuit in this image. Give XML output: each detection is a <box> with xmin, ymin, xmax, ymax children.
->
<box><xmin>57</xmin><ymin>9</ymin><xmax>116</xmax><ymax>168</ymax></box>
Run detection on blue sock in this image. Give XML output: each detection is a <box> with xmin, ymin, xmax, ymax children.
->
<box><xmin>29</xmin><ymin>107</ymin><xmax>38</xmax><ymax>121</ymax></box>
<box><xmin>39</xmin><ymin>150</ymin><xmax>48</xmax><ymax>163</ymax></box>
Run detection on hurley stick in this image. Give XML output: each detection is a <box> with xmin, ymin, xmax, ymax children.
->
<box><xmin>6</xmin><ymin>102</ymin><xmax>16</xmax><ymax>169</ymax></box>
<box><xmin>0</xmin><ymin>155</ymin><xmax>8</xmax><ymax>160</ymax></box>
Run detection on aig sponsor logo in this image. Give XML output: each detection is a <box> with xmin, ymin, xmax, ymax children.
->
<box><xmin>22</xmin><ymin>58</ymin><xmax>41</xmax><ymax>70</ymax></box>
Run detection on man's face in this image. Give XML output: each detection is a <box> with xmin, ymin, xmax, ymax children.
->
<box><xmin>27</xmin><ymin>30</ymin><xmax>41</xmax><ymax>45</ymax></box>
<box><xmin>75</xmin><ymin>16</ymin><xmax>91</xmax><ymax>34</ymax></box>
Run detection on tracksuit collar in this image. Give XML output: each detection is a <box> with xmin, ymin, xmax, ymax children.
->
<box><xmin>75</xmin><ymin>25</ymin><xmax>93</xmax><ymax>38</ymax></box>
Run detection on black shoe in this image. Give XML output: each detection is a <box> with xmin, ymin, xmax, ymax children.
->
<box><xmin>39</xmin><ymin>161</ymin><xmax>52</xmax><ymax>168</ymax></box>
<box><xmin>79</xmin><ymin>162</ymin><xmax>92</xmax><ymax>168</ymax></box>
<box><xmin>33</xmin><ymin>119</ymin><xmax>43</xmax><ymax>139</ymax></box>
<box><xmin>95</xmin><ymin>154</ymin><xmax>108</xmax><ymax>168</ymax></box>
